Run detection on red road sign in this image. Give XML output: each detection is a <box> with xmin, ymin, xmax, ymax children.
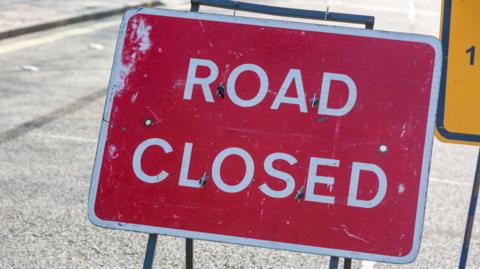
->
<box><xmin>88</xmin><ymin>8</ymin><xmax>441</xmax><ymax>263</ymax></box>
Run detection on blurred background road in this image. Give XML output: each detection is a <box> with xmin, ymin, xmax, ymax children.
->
<box><xmin>0</xmin><ymin>0</ymin><xmax>478</xmax><ymax>268</ymax></box>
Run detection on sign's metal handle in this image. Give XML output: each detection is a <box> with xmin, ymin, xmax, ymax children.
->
<box><xmin>233</xmin><ymin>0</ymin><xmax>238</xmax><ymax>16</ymax></box>
<box><xmin>190</xmin><ymin>0</ymin><xmax>375</xmax><ymax>29</ymax></box>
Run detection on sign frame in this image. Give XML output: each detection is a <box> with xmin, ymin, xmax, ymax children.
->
<box><xmin>436</xmin><ymin>0</ymin><xmax>480</xmax><ymax>144</ymax></box>
<box><xmin>88</xmin><ymin>8</ymin><xmax>442</xmax><ymax>264</ymax></box>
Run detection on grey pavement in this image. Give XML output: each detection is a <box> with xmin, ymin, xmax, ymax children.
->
<box><xmin>0</xmin><ymin>1</ymin><xmax>479</xmax><ymax>268</ymax></box>
<box><xmin>0</xmin><ymin>0</ymin><xmax>163</xmax><ymax>34</ymax></box>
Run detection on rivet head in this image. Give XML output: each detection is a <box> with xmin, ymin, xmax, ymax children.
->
<box><xmin>199</xmin><ymin>172</ymin><xmax>209</xmax><ymax>187</ymax></box>
<box><xmin>295</xmin><ymin>187</ymin><xmax>305</xmax><ymax>201</ymax></box>
<box><xmin>216</xmin><ymin>83</ymin><xmax>225</xmax><ymax>98</ymax></box>
<box><xmin>310</xmin><ymin>94</ymin><xmax>319</xmax><ymax>108</ymax></box>
<box><xmin>379</xmin><ymin>144</ymin><xmax>388</xmax><ymax>153</ymax></box>
<box><xmin>144</xmin><ymin>119</ymin><xmax>153</xmax><ymax>126</ymax></box>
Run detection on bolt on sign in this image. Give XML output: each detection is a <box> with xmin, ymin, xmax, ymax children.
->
<box><xmin>88</xmin><ymin>8</ymin><xmax>442</xmax><ymax>264</ymax></box>
<box><xmin>436</xmin><ymin>0</ymin><xmax>480</xmax><ymax>145</ymax></box>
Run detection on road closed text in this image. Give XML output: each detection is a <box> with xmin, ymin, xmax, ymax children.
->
<box><xmin>131</xmin><ymin>57</ymin><xmax>386</xmax><ymax>209</ymax></box>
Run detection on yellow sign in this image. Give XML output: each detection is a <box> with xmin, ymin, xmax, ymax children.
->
<box><xmin>436</xmin><ymin>0</ymin><xmax>480</xmax><ymax>145</ymax></box>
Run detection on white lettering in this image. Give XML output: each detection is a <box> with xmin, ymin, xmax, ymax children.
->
<box><xmin>184</xmin><ymin>58</ymin><xmax>218</xmax><ymax>102</ymax></box>
<box><xmin>259</xmin><ymin>152</ymin><xmax>297</xmax><ymax>198</ymax></box>
<box><xmin>212</xmin><ymin>147</ymin><xmax>254</xmax><ymax>193</ymax></box>
<box><xmin>318</xmin><ymin>72</ymin><xmax>357</xmax><ymax>116</ymax></box>
<box><xmin>271</xmin><ymin>69</ymin><xmax>307</xmax><ymax>113</ymax></box>
<box><xmin>132</xmin><ymin>138</ymin><xmax>173</xmax><ymax>183</ymax></box>
<box><xmin>305</xmin><ymin>157</ymin><xmax>339</xmax><ymax>204</ymax></box>
<box><xmin>347</xmin><ymin>162</ymin><xmax>387</xmax><ymax>208</ymax></box>
<box><xmin>178</xmin><ymin>143</ymin><xmax>201</xmax><ymax>188</ymax></box>
<box><xmin>227</xmin><ymin>63</ymin><xmax>268</xmax><ymax>107</ymax></box>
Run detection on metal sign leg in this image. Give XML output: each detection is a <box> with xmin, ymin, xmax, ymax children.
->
<box><xmin>143</xmin><ymin>234</ymin><xmax>158</xmax><ymax>269</ymax></box>
<box><xmin>343</xmin><ymin>258</ymin><xmax>352</xmax><ymax>269</ymax></box>
<box><xmin>459</xmin><ymin>149</ymin><xmax>480</xmax><ymax>269</ymax></box>
<box><xmin>186</xmin><ymin>238</ymin><xmax>194</xmax><ymax>269</ymax></box>
<box><xmin>329</xmin><ymin>256</ymin><xmax>339</xmax><ymax>269</ymax></box>
<box><xmin>328</xmin><ymin>257</ymin><xmax>351</xmax><ymax>269</ymax></box>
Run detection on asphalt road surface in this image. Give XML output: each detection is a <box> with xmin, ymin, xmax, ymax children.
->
<box><xmin>0</xmin><ymin>1</ymin><xmax>479</xmax><ymax>268</ymax></box>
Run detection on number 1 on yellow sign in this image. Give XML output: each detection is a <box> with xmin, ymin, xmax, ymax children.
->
<box><xmin>436</xmin><ymin>0</ymin><xmax>480</xmax><ymax>145</ymax></box>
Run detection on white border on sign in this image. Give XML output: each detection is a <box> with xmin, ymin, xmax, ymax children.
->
<box><xmin>88</xmin><ymin>7</ymin><xmax>442</xmax><ymax>264</ymax></box>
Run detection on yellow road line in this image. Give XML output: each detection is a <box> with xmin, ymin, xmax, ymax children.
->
<box><xmin>0</xmin><ymin>19</ymin><xmax>119</xmax><ymax>55</ymax></box>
